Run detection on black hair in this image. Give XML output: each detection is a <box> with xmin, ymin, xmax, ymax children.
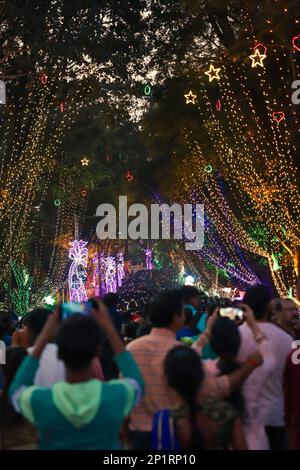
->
<box><xmin>136</xmin><ymin>322</ymin><xmax>152</xmax><ymax>337</ymax></box>
<box><xmin>243</xmin><ymin>285</ymin><xmax>271</xmax><ymax>320</ymax></box>
<box><xmin>124</xmin><ymin>321</ymin><xmax>139</xmax><ymax>340</ymax></box>
<box><xmin>103</xmin><ymin>293</ymin><xmax>119</xmax><ymax>308</ymax></box>
<box><xmin>164</xmin><ymin>346</ymin><xmax>205</xmax><ymax>448</ymax></box>
<box><xmin>56</xmin><ymin>314</ymin><xmax>101</xmax><ymax>370</ymax></box>
<box><xmin>148</xmin><ymin>290</ymin><xmax>183</xmax><ymax>327</ymax></box>
<box><xmin>183</xmin><ymin>306</ymin><xmax>194</xmax><ymax>326</ymax></box>
<box><xmin>26</xmin><ymin>308</ymin><xmax>51</xmax><ymax>342</ymax></box>
<box><xmin>210</xmin><ymin>317</ymin><xmax>244</xmax><ymax>417</ymax></box>
<box><xmin>0</xmin><ymin>320</ymin><xmax>5</xmax><ymax>340</ymax></box>
<box><xmin>180</xmin><ymin>286</ymin><xmax>200</xmax><ymax>303</ymax></box>
<box><xmin>1</xmin><ymin>347</ymin><xmax>28</xmax><ymax>425</ymax></box>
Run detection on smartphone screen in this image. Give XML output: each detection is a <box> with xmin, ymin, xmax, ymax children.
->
<box><xmin>61</xmin><ymin>303</ymin><xmax>85</xmax><ymax>320</ymax></box>
<box><xmin>219</xmin><ymin>307</ymin><xmax>244</xmax><ymax>321</ymax></box>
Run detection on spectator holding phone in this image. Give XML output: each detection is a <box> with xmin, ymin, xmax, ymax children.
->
<box><xmin>8</xmin><ymin>301</ymin><xmax>144</xmax><ymax>449</ymax></box>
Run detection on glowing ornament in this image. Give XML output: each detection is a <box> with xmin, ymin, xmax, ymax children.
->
<box><xmin>104</xmin><ymin>256</ymin><xmax>117</xmax><ymax>293</ymax></box>
<box><xmin>249</xmin><ymin>48</ymin><xmax>266</xmax><ymax>68</ymax></box>
<box><xmin>68</xmin><ymin>240</ymin><xmax>88</xmax><ymax>302</ymax></box>
<box><xmin>117</xmin><ymin>252</ymin><xmax>125</xmax><ymax>287</ymax></box>
<box><xmin>204</xmin><ymin>164</ymin><xmax>213</xmax><ymax>173</ymax></box>
<box><xmin>144</xmin><ymin>84</ymin><xmax>152</xmax><ymax>95</ymax></box>
<box><xmin>126</xmin><ymin>170</ymin><xmax>134</xmax><ymax>182</ymax></box>
<box><xmin>184</xmin><ymin>90</ymin><xmax>197</xmax><ymax>104</ymax></box>
<box><xmin>54</xmin><ymin>199</ymin><xmax>61</xmax><ymax>206</ymax></box>
<box><xmin>292</xmin><ymin>34</ymin><xmax>300</xmax><ymax>52</ymax></box>
<box><xmin>272</xmin><ymin>111</ymin><xmax>285</xmax><ymax>124</ymax></box>
<box><xmin>81</xmin><ymin>157</ymin><xmax>89</xmax><ymax>166</ymax></box>
<box><xmin>216</xmin><ymin>100</ymin><xmax>222</xmax><ymax>111</ymax></box>
<box><xmin>44</xmin><ymin>295</ymin><xmax>55</xmax><ymax>306</ymax></box>
<box><xmin>60</xmin><ymin>101</ymin><xmax>64</xmax><ymax>113</ymax></box>
<box><xmin>205</xmin><ymin>65</ymin><xmax>221</xmax><ymax>82</ymax></box>
<box><xmin>254</xmin><ymin>42</ymin><xmax>268</xmax><ymax>56</ymax></box>
<box><xmin>80</xmin><ymin>189</ymin><xmax>87</xmax><ymax>198</ymax></box>
<box><xmin>0</xmin><ymin>80</ymin><xmax>6</xmax><ymax>105</ymax></box>
<box><xmin>41</xmin><ymin>73</ymin><xmax>48</xmax><ymax>85</ymax></box>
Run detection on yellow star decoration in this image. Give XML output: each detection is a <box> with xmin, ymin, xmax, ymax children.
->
<box><xmin>81</xmin><ymin>157</ymin><xmax>89</xmax><ymax>166</ymax></box>
<box><xmin>184</xmin><ymin>90</ymin><xmax>197</xmax><ymax>104</ymax></box>
<box><xmin>205</xmin><ymin>65</ymin><xmax>221</xmax><ymax>82</ymax></box>
<box><xmin>249</xmin><ymin>48</ymin><xmax>266</xmax><ymax>68</ymax></box>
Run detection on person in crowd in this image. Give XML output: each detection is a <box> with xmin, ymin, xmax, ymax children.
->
<box><xmin>123</xmin><ymin>321</ymin><xmax>140</xmax><ymax>344</ymax></box>
<box><xmin>152</xmin><ymin>346</ymin><xmax>248</xmax><ymax>450</ymax></box>
<box><xmin>9</xmin><ymin>301</ymin><xmax>144</xmax><ymax>450</ymax></box>
<box><xmin>237</xmin><ymin>285</ymin><xmax>292</xmax><ymax>450</ymax></box>
<box><xmin>205</xmin><ymin>316</ymin><xmax>245</xmax><ymax>418</ymax></box>
<box><xmin>283</xmin><ymin>344</ymin><xmax>300</xmax><ymax>449</ymax></box>
<box><xmin>26</xmin><ymin>308</ymin><xmax>104</xmax><ymax>386</ymax></box>
<box><xmin>180</xmin><ymin>286</ymin><xmax>201</xmax><ymax>317</ymax></box>
<box><xmin>176</xmin><ymin>306</ymin><xmax>200</xmax><ymax>344</ymax></box>
<box><xmin>12</xmin><ymin>316</ymin><xmax>30</xmax><ymax>348</ymax></box>
<box><xmin>0</xmin><ymin>313</ymin><xmax>13</xmax><ymax>346</ymax></box>
<box><xmin>127</xmin><ymin>290</ymin><xmax>263</xmax><ymax>450</ymax></box>
<box><xmin>199</xmin><ymin>303</ymin><xmax>219</xmax><ymax>359</ymax></box>
<box><xmin>136</xmin><ymin>322</ymin><xmax>152</xmax><ymax>338</ymax></box>
<box><xmin>1</xmin><ymin>347</ymin><xmax>37</xmax><ymax>449</ymax></box>
<box><xmin>103</xmin><ymin>293</ymin><xmax>123</xmax><ymax>337</ymax></box>
<box><xmin>269</xmin><ymin>298</ymin><xmax>300</xmax><ymax>339</ymax></box>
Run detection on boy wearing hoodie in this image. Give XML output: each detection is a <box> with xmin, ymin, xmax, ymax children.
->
<box><xmin>9</xmin><ymin>301</ymin><xmax>144</xmax><ymax>450</ymax></box>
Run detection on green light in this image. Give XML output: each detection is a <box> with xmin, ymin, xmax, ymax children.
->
<box><xmin>54</xmin><ymin>199</ymin><xmax>61</xmax><ymax>206</ymax></box>
<box><xmin>204</xmin><ymin>165</ymin><xmax>213</xmax><ymax>173</ymax></box>
<box><xmin>44</xmin><ymin>295</ymin><xmax>56</xmax><ymax>306</ymax></box>
<box><xmin>144</xmin><ymin>84</ymin><xmax>152</xmax><ymax>96</ymax></box>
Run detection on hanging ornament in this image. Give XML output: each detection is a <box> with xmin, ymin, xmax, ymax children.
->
<box><xmin>184</xmin><ymin>90</ymin><xmax>197</xmax><ymax>104</ymax></box>
<box><xmin>80</xmin><ymin>189</ymin><xmax>87</xmax><ymax>198</ymax></box>
<box><xmin>126</xmin><ymin>170</ymin><xmax>134</xmax><ymax>182</ymax></box>
<box><xmin>81</xmin><ymin>157</ymin><xmax>89</xmax><ymax>166</ymax></box>
<box><xmin>144</xmin><ymin>84</ymin><xmax>152</xmax><ymax>96</ymax></box>
<box><xmin>60</xmin><ymin>101</ymin><xmax>64</xmax><ymax>112</ymax></box>
<box><xmin>106</xmin><ymin>154</ymin><xmax>111</xmax><ymax>162</ymax></box>
<box><xmin>292</xmin><ymin>34</ymin><xmax>300</xmax><ymax>52</ymax></box>
<box><xmin>253</xmin><ymin>42</ymin><xmax>268</xmax><ymax>56</ymax></box>
<box><xmin>249</xmin><ymin>48</ymin><xmax>266</xmax><ymax>68</ymax></box>
<box><xmin>272</xmin><ymin>111</ymin><xmax>285</xmax><ymax>124</ymax></box>
<box><xmin>205</xmin><ymin>65</ymin><xmax>221</xmax><ymax>82</ymax></box>
<box><xmin>204</xmin><ymin>164</ymin><xmax>213</xmax><ymax>174</ymax></box>
<box><xmin>54</xmin><ymin>199</ymin><xmax>61</xmax><ymax>206</ymax></box>
<box><xmin>216</xmin><ymin>100</ymin><xmax>222</xmax><ymax>111</ymax></box>
<box><xmin>41</xmin><ymin>73</ymin><xmax>48</xmax><ymax>85</ymax></box>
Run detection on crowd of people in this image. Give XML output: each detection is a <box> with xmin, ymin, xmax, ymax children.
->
<box><xmin>0</xmin><ymin>281</ymin><xmax>300</xmax><ymax>450</ymax></box>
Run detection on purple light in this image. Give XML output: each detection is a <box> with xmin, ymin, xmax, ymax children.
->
<box><xmin>68</xmin><ymin>240</ymin><xmax>88</xmax><ymax>302</ymax></box>
<box><xmin>145</xmin><ymin>249</ymin><xmax>153</xmax><ymax>270</ymax></box>
<box><xmin>117</xmin><ymin>252</ymin><xmax>125</xmax><ymax>287</ymax></box>
<box><xmin>104</xmin><ymin>256</ymin><xmax>117</xmax><ymax>293</ymax></box>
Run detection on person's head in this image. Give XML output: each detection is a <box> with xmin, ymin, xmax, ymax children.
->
<box><xmin>210</xmin><ymin>317</ymin><xmax>240</xmax><ymax>359</ymax></box>
<box><xmin>103</xmin><ymin>293</ymin><xmax>119</xmax><ymax>309</ymax></box>
<box><xmin>243</xmin><ymin>285</ymin><xmax>271</xmax><ymax>320</ymax></box>
<box><xmin>56</xmin><ymin>314</ymin><xmax>101</xmax><ymax>372</ymax></box>
<box><xmin>269</xmin><ymin>298</ymin><xmax>299</xmax><ymax>334</ymax></box>
<box><xmin>26</xmin><ymin>308</ymin><xmax>51</xmax><ymax>346</ymax></box>
<box><xmin>0</xmin><ymin>313</ymin><xmax>13</xmax><ymax>335</ymax></box>
<box><xmin>180</xmin><ymin>286</ymin><xmax>201</xmax><ymax>308</ymax></box>
<box><xmin>0</xmin><ymin>320</ymin><xmax>5</xmax><ymax>340</ymax></box>
<box><xmin>148</xmin><ymin>290</ymin><xmax>184</xmax><ymax>332</ymax></box>
<box><xmin>124</xmin><ymin>321</ymin><xmax>139</xmax><ymax>341</ymax></box>
<box><xmin>164</xmin><ymin>346</ymin><xmax>204</xmax><ymax>412</ymax></box>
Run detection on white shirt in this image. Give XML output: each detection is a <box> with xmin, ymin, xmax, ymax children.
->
<box><xmin>238</xmin><ymin>322</ymin><xmax>292</xmax><ymax>429</ymax></box>
<box><xmin>27</xmin><ymin>343</ymin><xmax>65</xmax><ymax>387</ymax></box>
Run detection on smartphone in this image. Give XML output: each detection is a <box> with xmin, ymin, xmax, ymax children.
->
<box><xmin>219</xmin><ymin>307</ymin><xmax>244</xmax><ymax>321</ymax></box>
<box><xmin>60</xmin><ymin>300</ymin><xmax>99</xmax><ymax>320</ymax></box>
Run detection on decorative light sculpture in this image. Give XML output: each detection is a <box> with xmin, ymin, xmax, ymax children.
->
<box><xmin>117</xmin><ymin>252</ymin><xmax>125</xmax><ymax>287</ymax></box>
<box><xmin>145</xmin><ymin>249</ymin><xmax>153</xmax><ymax>270</ymax></box>
<box><xmin>68</xmin><ymin>240</ymin><xmax>88</xmax><ymax>302</ymax></box>
<box><xmin>104</xmin><ymin>256</ymin><xmax>117</xmax><ymax>293</ymax></box>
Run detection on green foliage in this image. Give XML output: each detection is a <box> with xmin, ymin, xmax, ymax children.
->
<box><xmin>4</xmin><ymin>261</ymin><xmax>33</xmax><ymax>316</ymax></box>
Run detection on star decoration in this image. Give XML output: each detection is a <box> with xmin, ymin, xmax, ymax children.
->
<box><xmin>81</xmin><ymin>157</ymin><xmax>89</xmax><ymax>166</ymax></box>
<box><xmin>184</xmin><ymin>90</ymin><xmax>197</xmax><ymax>104</ymax></box>
<box><xmin>205</xmin><ymin>65</ymin><xmax>221</xmax><ymax>82</ymax></box>
<box><xmin>249</xmin><ymin>48</ymin><xmax>266</xmax><ymax>68</ymax></box>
